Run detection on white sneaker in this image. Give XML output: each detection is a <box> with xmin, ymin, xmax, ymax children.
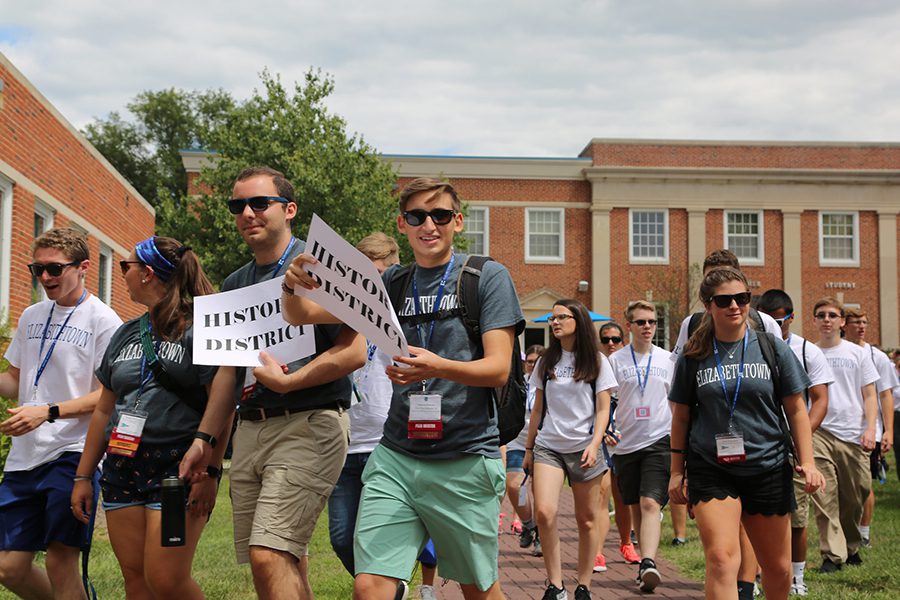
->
<box><xmin>790</xmin><ymin>577</ymin><xmax>808</xmax><ymax>596</ymax></box>
<box><xmin>418</xmin><ymin>584</ymin><xmax>437</xmax><ymax>600</ymax></box>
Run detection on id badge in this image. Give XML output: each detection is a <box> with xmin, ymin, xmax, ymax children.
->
<box><xmin>715</xmin><ymin>431</ymin><xmax>746</xmax><ymax>464</ymax></box>
<box><xmin>241</xmin><ymin>368</ymin><xmax>257</xmax><ymax>403</ymax></box>
<box><xmin>408</xmin><ymin>393</ymin><xmax>443</xmax><ymax>440</ymax></box>
<box><xmin>634</xmin><ymin>406</ymin><xmax>651</xmax><ymax>421</ymax></box>
<box><xmin>107</xmin><ymin>409</ymin><xmax>148</xmax><ymax>458</ymax></box>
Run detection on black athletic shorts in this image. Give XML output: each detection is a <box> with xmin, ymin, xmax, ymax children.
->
<box><xmin>613</xmin><ymin>435</ymin><xmax>670</xmax><ymax>506</ymax></box>
<box><xmin>686</xmin><ymin>453</ymin><xmax>795</xmax><ymax>516</ymax></box>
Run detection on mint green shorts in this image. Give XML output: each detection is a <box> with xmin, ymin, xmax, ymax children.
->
<box><xmin>354</xmin><ymin>444</ymin><xmax>505</xmax><ymax>590</ymax></box>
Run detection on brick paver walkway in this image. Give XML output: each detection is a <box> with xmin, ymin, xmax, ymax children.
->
<box><xmin>433</xmin><ymin>490</ymin><xmax>704</xmax><ymax>600</ymax></box>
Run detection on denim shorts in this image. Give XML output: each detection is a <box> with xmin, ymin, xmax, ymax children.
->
<box><xmin>506</xmin><ymin>449</ymin><xmax>525</xmax><ymax>473</ymax></box>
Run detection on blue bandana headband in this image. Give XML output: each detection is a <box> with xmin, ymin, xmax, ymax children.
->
<box><xmin>135</xmin><ymin>236</ymin><xmax>176</xmax><ymax>282</ymax></box>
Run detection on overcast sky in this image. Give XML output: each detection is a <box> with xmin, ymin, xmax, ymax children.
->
<box><xmin>2</xmin><ymin>0</ymin><xmax>898</xmax><ymax>157</ymax></box>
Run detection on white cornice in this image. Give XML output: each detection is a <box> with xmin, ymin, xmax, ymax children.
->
<box><xmin>383</xmin><ymin>155</ymin><xmax>590</xmax><ymax>180</ymax></box>
<box><xmin>583</xmin><ymin>166</ymin><xmax>900</xmax><ymax>185</ymax></box>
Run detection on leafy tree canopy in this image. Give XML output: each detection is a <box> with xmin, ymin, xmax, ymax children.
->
<box><xmin>84</xmin><ymin>70</ymin><xmax>400</xmax><ymax>286</ymax></box>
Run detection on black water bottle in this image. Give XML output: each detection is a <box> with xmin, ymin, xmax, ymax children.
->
<box><xmin>161</xmin><ymin>477</ymin><xmax>186</xmax><ymax>547</ymax></box>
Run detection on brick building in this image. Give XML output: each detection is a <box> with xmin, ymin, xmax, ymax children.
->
<box><xmin>0</xmin><ymin>52</ymin><xmax>154</xmax><ymax>326</ymax></box>
<box><xmin>182</xmin><ymin>139</ymin><xmax>899</xmax><ymax>350</ymax></box>
<box><xmin>388</xmin><ymin>139</ymin><xmax>900</xmax><ymax>350</ymax></box>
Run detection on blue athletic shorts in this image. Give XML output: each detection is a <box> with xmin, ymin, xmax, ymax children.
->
<box><xmin>0</xmin><ymin>452</ymin><xmax>99</xmax><ymax>551</ymax></box>
<box><xmin>506</xmin><ymin>449</ymin><xmax>525</xmax><ymax>473</ymax></box>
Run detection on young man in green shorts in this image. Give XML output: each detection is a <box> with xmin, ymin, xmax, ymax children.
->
<box><xmin>283</xmin><ymin>177</ymin><xmax>524</xmax><ymax>600</ymax></box>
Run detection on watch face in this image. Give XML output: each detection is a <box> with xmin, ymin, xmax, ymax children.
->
<box><xmin>48</xmin><ymin>404</ymin><xmax>60</xmax><ymax>422</ymax></box>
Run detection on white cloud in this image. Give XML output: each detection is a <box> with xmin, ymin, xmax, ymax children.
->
<box><xmin>2</xmin><ymin>0</ymin><xmax>899</xmax><ymax>156</ymax></box>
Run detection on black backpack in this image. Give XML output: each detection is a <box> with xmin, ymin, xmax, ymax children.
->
<box><xmin>387</xmin><ymin>255</ymin><xmax>526</xmax><ymax>445</ymax></box>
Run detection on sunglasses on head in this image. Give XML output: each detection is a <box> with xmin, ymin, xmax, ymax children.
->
<box><xmin>773</xmin><ymin>313</ymin><xmax>794</xmax><ymax>326</ymax></box>
<box><xmin>708</xmin><ymin>292</ymin><xmax>752</xmax><ymax>308</ymax></box>
<box><xmin>402</xmin><ymin>208</ymin><xmax>456</xmax><ymax>227</ymax></box>
<box><xmin>631</xmin><ymin>319</ymin><xmax>657</xmax><ymax>327</ymax></box>
<box><xmin>600</xmin><ymin>336</ymin><xmax>623</xmax><ymax>344</ymax></box>
<box><xmin>27</xmin><ymin>261</ymin><xmax>81</xmax><ymax>278</ymax></box>
<box><xmin>815</xmin><ymin>311</ymin><xmax>842</xmax><ymax>320</ymax></box>
<box><xmin>227</xmin><ymin>196</ymin><xmax>289</xmax><ymax>215</ymax></box>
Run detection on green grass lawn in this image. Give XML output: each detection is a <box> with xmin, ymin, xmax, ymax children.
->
<box><xmin>658</xmin><ymin>451</ymin><xmax>900</xmax><ymax>599</ymax></box>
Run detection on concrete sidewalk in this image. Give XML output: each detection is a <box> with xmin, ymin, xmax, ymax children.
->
<box><xmin>434</xmin><ymin>490</ymin><xmax>704</xmax><ymax>600</ymax></box>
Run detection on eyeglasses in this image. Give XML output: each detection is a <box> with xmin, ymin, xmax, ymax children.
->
<box><xmin>119</xmin><ymin>260</ymin><xmax>144</xmax><ymax>276</ymax></box>
<box><xmin>525</xmin><ymin>359</ymin><xmax>537</xmax><ymax>366</ymax></box>
<box><xmin>631</xmin><ymin>319</ymin><xmax>657</xmax><ymax>327</ymax></box>
<box><xmin>707</xmin><ymin>292</ymin><xmax>752</xmax><ymax>308</ymax></box>
<box><xmin>227</xmin><ymin>196</ymin><xmax>289</xmax><ymax>215</ymax></box>
<box><xmin>402</xmin><ymin>208</ymin><xmax>456</xmax><ymax>226</ymax></box>
<box><xmin>773</xmin><ymin>313</ymin><xmax>794</xmax><ymax>326</ymax></box>
<box><xmin>547</xmin><ymin>314</ymin><xmax>574</xmax><ymax>324</ymax></box>
<box><xmin>600</xmin><ymin>336</ymin><xmax>623</xmax><ymax>344</ymax></box>
<box><xmin>27</xmin><ymin>261</ymin><xmax>81</xmax><ymax>277</ymax></box>
<box><xmin>815</xmin><ymin>311</ymin><xmax>842</xmax><ymax>320</ymax></box>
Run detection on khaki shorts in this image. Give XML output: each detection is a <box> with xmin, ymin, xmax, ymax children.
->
<box><xmin>790</xmin><ymin>467</ymin><xmax>811</xmax><ymax>528</ymax></box>
<box><xmin>230</xmin><ymin>408</ymin><xmax>349</xmax><ymax>563</ymax></box>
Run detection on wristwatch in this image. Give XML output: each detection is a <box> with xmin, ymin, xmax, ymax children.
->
<box><xmin>194</xmin><ymin>431</ymin><xmax>217</xmax><ymax>448</ymax></box>
<box><xmin>47</xmin><ymin>404</ymin><xmax>60</xmax><ymax>423</ymax></box>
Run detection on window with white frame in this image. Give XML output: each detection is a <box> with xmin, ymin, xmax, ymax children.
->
<box><xmin>629</xmin><ymin>209</ymin><xmax>668</xmax><ymax>263</ymax></box>
<box><xmin>0</xmin><ymin>176</ymin><xmax>12</xmax><ymax>315</ymax></box>
<box><xmin>651</xmin><ymin>306</ymin><xmax>669</xmax><ymax>350</ymax></box>
<box><xmin>526</xmin><ymin>208</ymin><xmax>564</xmax><ymax>262</ymax></box>
<box><xmin>98</xmin><ymin>245</ymin><xmax>113</xmax><ymax>305</ymax></box>
<box><xmin>32</xmin><ymin>201</ymin><xmax>56</xmax><ymax>302</ymax></box>
<box><xmin>819</xmin><ymin>212</ymin><xmax>858</xmax><ymax>265</ymax></box>
<box><xmin>725</xmin><ymin>211</ymin><xmax>764</xmax><ymax>264</ymax></box>
<box><xmin>462</xmin><ymin>207</ymin><xmax>489</xmax><ymax>256</ymax></box>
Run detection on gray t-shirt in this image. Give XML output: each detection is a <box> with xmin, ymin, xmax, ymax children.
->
<box><xmin>380</xmin><ymin>254</ymin><xmax>524</xmax><ymax>459</ymax></box>
<box><xmin>669</xmin><ymin>330</ymin><xmax>810</xmax><ymax>474</ymax></box>
<box><xmin>97</xmin><ymin>319</ymin><xmax>218</xmax><ymax>445</ymax></box>
<box><xmin>222</xmin><ymin>238</ymin><xmax>352</xmax><ymax>411</ymax></box>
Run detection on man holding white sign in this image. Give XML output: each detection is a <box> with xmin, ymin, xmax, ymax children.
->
<box><xmin>180</xmin><ymin>166</ymin><xmax>365</xmax><ymax>600</ymax></box>
<box><xmin>283</xmin><ymin>177</ymin><xmax>524</xmax><ymax>600</ymax></box>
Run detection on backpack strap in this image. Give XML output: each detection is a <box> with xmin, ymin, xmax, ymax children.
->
<box><xmin>687</xmin><ymin>312</ymin><xmax>703</xmax><ymax>338</ymax></box>
<box><xmin>749</xmin><ymin>308</ymin><xmax>767</xmax><ymax>333</ymax></box>
<box><xmin>387</xmin><ymin>264</ymin><xmax>415</xmax><ymax>319</ymax></box>
<box><xmin>456</xmin><ymin>255</ymin><xmax>491</xmax><ymax>345</ymax></box>
<box><xmin>757</xmin><ymin>331</ymin><xmax>797</xmax><ymax>462</ymax></box>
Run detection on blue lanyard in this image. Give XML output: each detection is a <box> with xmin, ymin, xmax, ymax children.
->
<box><xmin>411</xmin><ymin>254</ymin><xmax>456</xmax><ymax>352</ymax></box>
<box><xmin>712</xmin><ymin>329</ymin><xmax>749</xmax><ymax>427</ymax></box>
<box><xmin>629</xmin><ymin>345</ymin><xmax>653</xmax><ymax>398</ymax></box>
<box><xmin>33</xmin><ymin>289</ymin><xmax>88</xmax><ymax>390</ymax></box>
<box><xmin>250</xmin><ymin>237</ymin><xmax>297</xmax><ymax>283</ymax></box>
<box><xmin>135</xmin><ymin>315</ymin><xmax>161</xmax><ymax>410</ymax></box>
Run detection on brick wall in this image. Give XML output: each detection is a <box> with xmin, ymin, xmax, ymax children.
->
<box><xmin>1</xmin><ymin>57</ymin><xmax>154</xmax><ymax>324</ymax></box>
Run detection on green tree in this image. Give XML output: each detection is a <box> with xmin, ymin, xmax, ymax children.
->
<box><xmin>83</xmin><ymin>88</ymin><xmax>235</xmax><ymax>206</ymax></box>
<box><xmin>157</xmin><ymin>70</ymin><xmax>398</xmax><ymax>285</ymax></box>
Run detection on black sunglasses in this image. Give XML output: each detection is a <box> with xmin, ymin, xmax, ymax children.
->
<box><xmin>119</xmin><ymin>260</ymin><xmax>144</xmax><ymax>276</ymax></box>
<box><xmin>600</xmin><ymin>336</ymin><xmax>623</xmax><ymax>344</ymax></box>
<box><xmin>631</xmin><ymin>319</ymin><xmax>657</xmax><ymax>327</ymax></box>
<box><xmin>402</xmin><ymin>208</ymin><xmax>456</xmax><ymax>227</ymax></box>
<box><xmin>708</xmin><ymin>292</ymin><xmax>752</xmax><ymax>308</ymax></box>
<box><xmin>27</xmin><ymin>261</ymin><xmax>81</xmax><ymax>277</ymax></box>
<box><xmin>227</xmin><ymin>196</ymin><xmax>289</xmax><ymax>215</ymax></box>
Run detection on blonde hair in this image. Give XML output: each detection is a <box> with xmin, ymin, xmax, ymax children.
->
<box><xmin>33</xmin><ymin>227</ymin><xmax>89</xmax><ymax>262</ymax></box>
<box><xmin>625</xmin><ymin>300</ymin><xmax>656</xmax><ymax>322</ymax></box>
<box><xmin>356</xmin><ymin>232</ymin><xmax>400</xmax><ymax>264</ymax></box>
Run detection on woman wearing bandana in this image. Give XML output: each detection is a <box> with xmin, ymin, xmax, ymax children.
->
<box><xmin>71</xmin><ymin>236</ymin><xmax>229</xmax><ymax>600</ymax></box>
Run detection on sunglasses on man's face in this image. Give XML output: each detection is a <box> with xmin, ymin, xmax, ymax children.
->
<box><xmin>27</xmin><ymin>261</ymin><xmax>81</xmax><ymax>278</ymax></box>
<box><xmin>402</xmin><ymin>208</ymin><xmax>456</xmax><ymax>227</ymax></box>
<box><xmin>708</xmin><ymin>292</ymin><xmax>752</xmax><ymax>309</ymax></box>
<box><xmin>773</xmin><ymin>313</ymin><xmax>794</xmax><ymax>326</ymax></box>
<box><xmin>227</xmin><ymin>196</ymin><xmax>289</xmax><ymax>215</ymax></box>
<box><xmin>631</xmin><ymin>319</ymin><xmax>657</xmax><ymax>327</ymax></box>
<box><xmin>601</xmin><ymin>336</ymin><xmax>623</xmax><ymax>344</ymax></box>
<box><xmin>815</xmin><ymin>311</ymin><xmax>842</xmax><ymax>320</ymax></box>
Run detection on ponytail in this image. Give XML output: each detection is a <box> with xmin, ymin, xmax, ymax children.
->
<box><xmin>148</xmin><ymin>237</ymin><xmax>215</xmax><ymax>340</ymax></box>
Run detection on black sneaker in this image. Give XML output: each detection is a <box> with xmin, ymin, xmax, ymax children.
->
<box><xmin>542</xmin><ymin>583</ymin><xmax>567</xmax><ymax>600</ymax></box>
<box><xmin>818</xmin><ymin>558</ymin><xmax>842</xmax><ymax>574</ymax></box>
<box><xmin>394</xmin><ymin>580</ymin><xmax>408</xmax><ymax>600</ymax></box>
<box><xmin>631</xmin><ymin>530</ymin><xmax>638</xmax><ymax>545</ymax></box>
<box><xmin>671</xmin><ymin>537</ymin><xmax>687</xmax><ymax>547</ymax></box>
<box><xmin>519</xmin><ymin>523</ymin><xmax>537</xmax><ymax>548</ymax></box>
<box><xmin>574</xmin><ymin>584</ymin><xmax>591</xmax><ymax>600</ymax></box>
<box><xmin>846</xmin><ymin>552</ymin><xmax>863</xmax><ymax>566</ymax></box>
<box><xmin>638</xmin><ymin>558</ymin><xmax>661</xmax><ymax>593</ymax></box>
<box><xmin>532</xmin><ymin>530</ymin><xmax>543</xmax><ymax>557</ymax></box>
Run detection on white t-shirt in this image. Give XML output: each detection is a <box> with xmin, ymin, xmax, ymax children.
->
<box><xmin>508</xmin><ymin>377</ymin><xmax>536</xmax><ymax>452</ymax></box>
<box><xmin>4</xmin><ymin>295</ymin><xmax>122</xmax><ymax>471</ymax></box>
<box><xmin>347</xmin><ymin>345</ymin><xmax>392</xmax><ymax>454</ymax></box>
<box><xmin>787</xmin><ymin>334</ymin><xmax>835</xmax><ymax>389</ymax></box>
<box><xmin>670</xmin><ymin>310</ymin><xmax>782</xmax><ymax>362</ymax></box>
<box><xmin>531</xmin><ymin>351</ymin><xmax>617</xmax><ymax>454</ymax></box>
<box><xmin>863</xmin><ymin>343</ymin><xmax>900</xmax><ymax>442</ymax></box>
<box><xmin>607</xmin><ymin>344</ymin><xmax>674</xmax><ymax>454</ymax></box>
<box><xmin>818</xmin><ymin>340</ymin><xmax>881</xmax><ymax>445</ymax></box>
